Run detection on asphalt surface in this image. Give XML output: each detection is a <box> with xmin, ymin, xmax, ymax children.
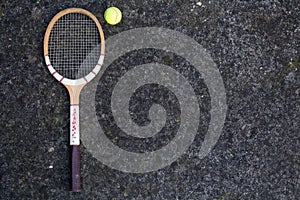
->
<box><xmin>0</xmin><ymin>0</ymin><xmax>299</xmax><ymax>199</ymax></box>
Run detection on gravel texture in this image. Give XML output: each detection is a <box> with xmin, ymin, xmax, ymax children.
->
<box><xmin>0</xmin><ymin>0</ymin><xmax>299</xmax><ymax>199</ymax></box>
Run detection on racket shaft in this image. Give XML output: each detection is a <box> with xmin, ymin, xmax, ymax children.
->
<box><xmin>70</xmin><ymin>105</ymin><xmax>80</xmax><ymax>145</ymax></box>
<box><xmin>70</xmin><ymin>104</ymin><xmax>81</xmax><ymax>191</ymax></box>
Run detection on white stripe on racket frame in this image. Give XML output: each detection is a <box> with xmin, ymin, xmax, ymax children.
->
<box><xmin>45</xmin><ymin>55</ymin><xmax>105</xmax><ymax>85</ymax></box>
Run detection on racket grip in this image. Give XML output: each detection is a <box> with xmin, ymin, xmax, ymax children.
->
<box><xmin>71</xmin><ymin>145</ymin><xmax>81</xmax><ymax>192</ymax></box>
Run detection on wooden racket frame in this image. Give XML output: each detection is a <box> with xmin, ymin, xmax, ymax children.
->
<box><xmin>43</xmin><ymin>8</ymin><xmax>105</xmax><ymax>192</ymax></box>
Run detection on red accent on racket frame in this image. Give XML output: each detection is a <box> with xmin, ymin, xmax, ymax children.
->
<box><xmin>84</xmin><ymin>77</ymin><xmax>88</xmax><ymax>83</ymax></box>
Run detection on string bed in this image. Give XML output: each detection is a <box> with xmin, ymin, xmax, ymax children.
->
<box><xmin>48</xmin><ymin>13</ymin><xmax>100</xmax><ymax>79</ymax></box>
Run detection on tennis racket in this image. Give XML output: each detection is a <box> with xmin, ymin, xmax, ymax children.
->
<box><xmin>43</xmin><ymin>8</ymin><xmax>105</xmax><ymax>192</ymax></box>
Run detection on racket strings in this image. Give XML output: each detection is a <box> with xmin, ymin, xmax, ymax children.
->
<box><xmin>49</xmin><ymin>13</ymin><xmax>101</xmax><ymax>79</ymax></box>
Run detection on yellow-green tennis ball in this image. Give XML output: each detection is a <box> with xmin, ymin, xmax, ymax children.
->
<box><xmin>104</xmin><ymin>7</ymin><xmax>122</xmax><ymax>25</ymax></box>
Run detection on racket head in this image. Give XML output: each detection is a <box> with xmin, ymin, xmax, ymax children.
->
<box><xmin>44</xmin><ymin>8</ymin><xmax>105</xmax><ymax>86</ymax></box>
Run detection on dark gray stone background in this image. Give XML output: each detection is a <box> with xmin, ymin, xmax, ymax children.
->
<box><xmin>0</xmin><ymin>0</ymin><xmax>299</xmax><ymax>199</ymax></box>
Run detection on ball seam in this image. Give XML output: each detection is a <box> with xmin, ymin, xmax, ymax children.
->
<box><xmin>112</xmin><ymin>7</ymin><xmax>119</xmax><ymax>24</ymax></box>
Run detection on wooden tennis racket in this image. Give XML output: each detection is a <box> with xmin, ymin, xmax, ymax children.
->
<box><xmin>43</xmin><ymin>8</ymin><xmax>105</xmax><ymax>192</ymax></box>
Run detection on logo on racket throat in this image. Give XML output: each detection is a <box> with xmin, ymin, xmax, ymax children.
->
<box><xmin>70</xmin><ymin>105</ymin><xmax>80</xmax><ymax>145</ymax></box>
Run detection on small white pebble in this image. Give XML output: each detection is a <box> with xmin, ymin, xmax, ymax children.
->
<box><xmin>48</xmin><ymin>165</ymin><xmax>53</xmax><ymax>169</ymax></box>
<box><xmin>241</xmin><ymin>124</ymin><xmax>247</xmax><ymax>130</ymax></box>
<box><xmin>196</xmin><ymin>2</ymin><xmax>202</xmax><ymax>6</ymax></box>
<box><xmin>48</xmin><ymin>147</ymin><xmax>54</xmax><ymax>152</ymax></box>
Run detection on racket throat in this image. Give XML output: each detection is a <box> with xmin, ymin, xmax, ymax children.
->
<box><xmin>65</xmin><ymin>84</ymin><xmax>85</xmax><ymax>145</ymax></box>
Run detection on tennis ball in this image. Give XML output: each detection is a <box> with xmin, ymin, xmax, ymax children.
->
<box><xmin>104</xmin><ymin>7</ymin><xmax>122</xmax><ymax>25</ymax></box>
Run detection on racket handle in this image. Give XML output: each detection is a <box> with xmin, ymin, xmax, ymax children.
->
<box><xmin>71</xmin><ymin>145</ymin><xmax>81</xmax><ymax>192</ymax></box>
